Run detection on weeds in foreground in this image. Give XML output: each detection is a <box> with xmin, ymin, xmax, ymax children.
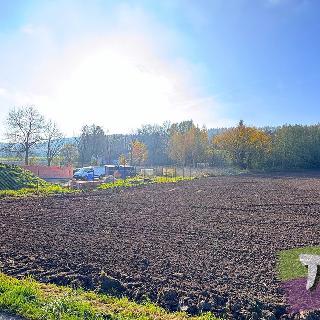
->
<box><xmin>98</xmin><ymin>176</ymin><xmax>194</xmax><ymax>190</ymax></box>
<box><xmin>0</xmin><ymin>176</ymin><xmax>194</xmax><ymax>198</ymax></box>
<box><xmin>0</xmin><ymin>185</ymin><xmax>74</xmax><ymax>198</ymax></box>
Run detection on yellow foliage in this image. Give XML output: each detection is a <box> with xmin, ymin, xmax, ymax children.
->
<box><xmin>131</xmin><ymin>140</ymin><xmax>148</xmax><ymax>165</ymax></box>
<box><xmin>168</xmin><ymin>124</ymin><xmax>209</xmax><ymax>165</ymax></box>
<box><xmin>119</xmin><ymin>154</ymin><xmax>128</xmax><ymax>166</ymax></box>
<box><xmin>213</xmin><ymin>122</ymin><xmax>271</xmax><ymax>168</ymax></box>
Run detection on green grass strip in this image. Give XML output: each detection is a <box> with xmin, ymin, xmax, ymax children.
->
<box><xmin>277</xmin><ymin>246</ymin><xmax>320</xmax><ymax>281</ymax></box>
<box><xmin>98</xmin><ymin>176</ymin><xmax>194</xmax><ymax>190</ymax></box>
<box><xmin>0</xmin><ymin>185</ymin><xmax>74</xmax><ymax>198</ymax></box>
<box><xmin>0</xmin><ymin>273</ymin><xmax>218</xmax><ymax>320</ymax></box>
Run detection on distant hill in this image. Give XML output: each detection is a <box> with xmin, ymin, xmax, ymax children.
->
<box><xmin>0</xmin><ymin>137</ymin><xmax>77</xmax><ymax>157</ymax></box>
<box><xmin>33</xmin><ymin>137</ymin><xmax>77</xmax><ymax>156</ymax></box>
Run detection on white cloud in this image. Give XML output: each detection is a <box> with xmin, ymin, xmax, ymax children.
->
<box><xmin>21</xmin><ymin>24</ymin><xmax>35</xmax><ymax>34</ymax></box>
<box><xmin>0</xmin><ymin>2</ymin><xmax>231</xmax><ymax>138</ymax></box>
<box><xmin>0</xmin><ymin>88</ymin><xmax>7</xmax><ymax>96</ymax></box>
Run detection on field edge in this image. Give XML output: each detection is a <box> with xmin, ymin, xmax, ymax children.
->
<box><xmin>0</xmin><ymin>272</ymin><xmax>219</xmax><ymax>320</ymax></box>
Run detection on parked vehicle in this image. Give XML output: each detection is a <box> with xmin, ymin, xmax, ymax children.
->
<box><xmin>73</xmin><ymin>166</ymin><xmax>105</xmax><ymax>180</ymax></box>
<box><xmin>73</xmin><ymin>168</ymin><xmax>81</xmax><ymax>174</ymax></box>
<box><xmin>105</xmin><ymin>165</ymin><xmax>136</xmax><ymax>179</ymax></box>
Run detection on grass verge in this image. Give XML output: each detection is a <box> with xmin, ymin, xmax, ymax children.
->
<box><xmin>277</xmin><ymin>246</ymin><xmax>320</xmax><ymax>281</ymax></box>
<box><xmin>0</xmin><ymin>185</ymin><xmax>74</xmax><ymax>198</ymax></box>
<box><xmin>0</xmin><ymin>273</ymin><xmax>218</xmax><ymax>320</ymax></box>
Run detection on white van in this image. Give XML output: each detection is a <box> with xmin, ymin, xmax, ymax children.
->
<box><xmin>73</xmin><ymin>166</ymin><xmax>105</xmax><ymax>180</ymax></box>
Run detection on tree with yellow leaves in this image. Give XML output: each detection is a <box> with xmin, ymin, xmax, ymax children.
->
<box><xmin>130</xmin><ymin>140</ymin><xmax>148</xmax><ymax>166</ymax></box>
<box><xmin>168</xmin><ymin>121</ymin><xmax>209</xmax><ymax>166</ymax></box>
<box><xmin>213</xmin><ymin>120</ymin><xmax>271</xmax><ymax>169</ymax></box>
<box><xmin>168</xmin><ymin>130</ymin><xmax>187</xmax><ymax>165</ymax></box>
<box><xmin>118</xmin><ymin>154</ymin><xmax>128</xmax><ymax>166</ymax></box>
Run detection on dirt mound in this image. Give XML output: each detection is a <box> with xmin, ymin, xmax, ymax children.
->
<box><xmin>1</xmin><ymin>176</ymin><xmax>320</xmax><ymax>319</ymax></box>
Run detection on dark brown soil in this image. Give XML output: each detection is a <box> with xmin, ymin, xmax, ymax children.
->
<box><xmin>1</xmin><ymin>175</ymin><xmax>320</xmax><ymax>319</ymax></box>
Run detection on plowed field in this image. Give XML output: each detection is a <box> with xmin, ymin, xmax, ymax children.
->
<box><xmin>1</xmin><ymin>174</ymin><xmax>320</xmax><ymax>319</ymax></box>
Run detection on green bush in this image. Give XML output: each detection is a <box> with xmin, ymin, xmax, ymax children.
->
<box><xmin>0</xmin><ymin>163</ymin><xmax>48</xmax><ymax>190</ymax></box>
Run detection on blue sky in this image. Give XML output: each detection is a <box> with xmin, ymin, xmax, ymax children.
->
<box><xmin>0</xmin><ymin>0</ymin><xmax>319</xmax><ymax>137</ymax></box>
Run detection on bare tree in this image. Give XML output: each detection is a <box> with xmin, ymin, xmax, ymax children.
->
<box><xmin>78</xmin><ymin>124</ymin><xmax>106</xmax><ymax>166</ymax></box>
<box><xmin>45</xmin><ymin>120</ymin><xmax>64</xmax><ymax>166</ymax></box>
<box><xmin>5</xmin><ymin>106</ymin><xmax>45</xmax><ymax>165</ymax></box>
<box><xmin>60</xmin><ymin>143</ymin><xmax>78</xmax><ymax>166</ymax></box>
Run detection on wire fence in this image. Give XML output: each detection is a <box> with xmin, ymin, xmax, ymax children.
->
<box><xmin>136</xmin><ymin>165</ymin><xmax>237</xmax><ymax>178</ymax></box>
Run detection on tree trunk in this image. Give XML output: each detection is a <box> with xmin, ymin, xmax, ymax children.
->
<box><xmin>25</xmin><ymin>148</ymin><xmax>29</xmax><ymax>165</ymax></box>
<box><xmin>47</xmin><ymin>140</ymin><xmax>51</xmax><ymax>166</ymax></box>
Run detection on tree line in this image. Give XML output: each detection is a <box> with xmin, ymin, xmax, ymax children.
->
<box><xmin>2</xmin><ymin>105</ymin><xmax>320</xmax><ymax>171</ymax></box>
